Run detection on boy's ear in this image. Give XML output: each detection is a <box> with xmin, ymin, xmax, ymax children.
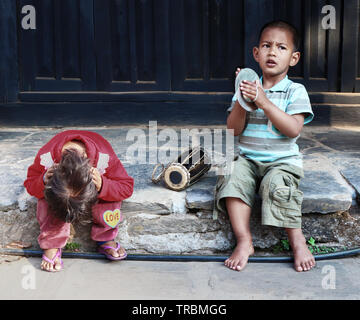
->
<box><xmin>290</xmin><ymin>51</ymin><xmax>300</xmax><ymax>67</ymax></box>
<box><xmin>253</xmin><ymin>47</ymin><xmax>259</xmax><ymax>62</ymax></box>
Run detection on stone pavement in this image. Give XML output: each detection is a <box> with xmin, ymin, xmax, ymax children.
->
<box><xmin>0</xmin><ymin>255</ymin><xmax>359</xmax><ymax>300</ymax></box>
<box><xmin>0</xmin><ymin>125</ymin><xmax>359</xmax><ymax>255</ymax></box>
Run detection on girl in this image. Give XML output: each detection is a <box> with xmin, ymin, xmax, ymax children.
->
<box><xmin>24</xmin><ymin>130</ymin><xmax>134</xmax><ymax>272</ymax></box>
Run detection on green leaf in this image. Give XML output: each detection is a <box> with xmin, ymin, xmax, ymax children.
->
<box><xmin>308</xmin><ymin>237</ymin><xmax>316</xmax><ymax>246</ymax></box>
<box><xmin>281</xmin><ymin>239</ymin><xmax>290</xmax><ymax>251</ymax></box>
<box><xmin>64</xmin><ymin>242</ymin><xmax>81</xmax><ymax>251</ymax></box>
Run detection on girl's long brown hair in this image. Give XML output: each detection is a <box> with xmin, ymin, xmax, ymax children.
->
<box><xmin>44</xmin><ymin>149</ymin><xmax>98</xmax><ymax>223</ymax></box>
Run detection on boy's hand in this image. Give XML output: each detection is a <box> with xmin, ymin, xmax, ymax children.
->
<box><xmin>43</xmin><ymin>164</ymin><xmax>58</xmax><ymax>185</ymax></box>
<box><xmin>235</xmin><ymin>67</ymin><xmax>241</xmax><ymax>77</ymax></box>
<box><xmin>91</xmin><ymin>167</ymin><xmax>102</xmax><ymax>192</ymax></box>
<box><xmin>240</xmin><ymin>80</ymin><xmax>268</xmax><ymax>109</ymax></box>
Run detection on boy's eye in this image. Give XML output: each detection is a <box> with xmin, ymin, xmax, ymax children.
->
<box><xmin>279</xmin><ymin>46</ymin><xmax>287</xmax><ymax>50</ymax></box>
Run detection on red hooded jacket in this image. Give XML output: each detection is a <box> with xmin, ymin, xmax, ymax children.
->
<box><xmin>24</xmin><ymin>130</ymin><xmax>134</xmax><ymax>202</ymax></box>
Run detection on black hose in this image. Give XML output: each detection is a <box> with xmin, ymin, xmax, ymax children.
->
<box><xmin>1</xmin><ymin>247</ymin><xmax>360</xmax><ymax>262</ymax></box>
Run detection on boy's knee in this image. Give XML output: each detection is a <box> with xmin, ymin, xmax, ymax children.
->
<box><xmin>260</xmin><ymin>168</ymin><xmax>299</xmax><ymax>193</ymax></box>
<box><xmin>260</xmin><ymin>169</ymin><xmax>303</xmax><ymax>228</ymax></box>
<box><xmin>225</xmin><ymin>196</ymin><xmax>252</xmax><ymax>208</ymax></box>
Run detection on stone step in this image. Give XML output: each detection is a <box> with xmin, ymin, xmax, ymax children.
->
<box><xmin>2</xmin><ymin>94</ymin><xmax>360</xmax><ymax>128</ymax></box>
<box><xmin>0</xmin><ymin>126</ymin><xmax>359</xmax><ymax>254</ymax></box>
<box><xmin>1</xmin><ymin>187</ymin><xmax>359</xmax><ymax>255</ymax></box>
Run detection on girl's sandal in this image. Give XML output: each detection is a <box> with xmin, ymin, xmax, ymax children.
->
<box><xmin>98</xmin><ymin>242</ymin><xmax>127</xmax><ymax>261</ymax></box>
<box><xmin>41</xmin><ymin>248</ymin><xmax>63</xmax><ymax>272</ymax></box>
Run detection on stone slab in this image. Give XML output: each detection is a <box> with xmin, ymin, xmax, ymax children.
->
<box><xmin>185</xmin><ymin>176</ymin><xmax>217</xmax><ymax>211</ymax></box>
<box><xmin>122</xmin><ymin>186</ymin><xmax>187</xmax><ymax>215</ymax></box>
<box><xmin>300</xmin><ymin>155</ymin><xmax>354</xmax><ymax>213</ymax></box>
<box><xmin>300</xmin><ymin>170</ymin><xmax>353</xmax><ymax>214</ymax></box>
<box><xmin>186</xmin><ymin>188</ymin><xmax>214</xmax><ymax>211</ymax></box>
<box><xmin>340</xmin><ymin>168</ymin><xmax>360</xmax><ymax>198</ymax></box>
<box><xmin>322</xmin><ymin>154</ymin><xmax>360</xmax><ymax>200</ymax></box>
<box><xmin>311</xmin><ymin>129</ymin><xmax>360</xmax><ymax>153</ymax></box>
<box><xmin>184</xmin><ymin>154</ymin><xmax>355</xmax><ymax>215</ymax></box>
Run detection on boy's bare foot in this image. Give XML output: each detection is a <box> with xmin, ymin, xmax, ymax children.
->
<box><xmin>41</xmin><ymin>248</ymin><xmax>63</xmax><ymax>272</ymax></box>
<box><xmin>100</xmin><ymin>240</ymin><xmax>126</xmax><ymax>258</ymax></box>
<box><xmin>292</xmin><ymin>243</ymin><xmax>315</xmax><ymax>272</ymax></box>
<box><xmin>287</xmin><ymin>228</ymin><xmax>316</xmax><ymax>272</ymax></box>
<box><xmin>225</xmin><ymin>238</ymin><xmax>254</xmax><ymax>271</ymax></box>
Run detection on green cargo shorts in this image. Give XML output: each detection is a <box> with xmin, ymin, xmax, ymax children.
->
<box><xmin>214</xmin><ymin>156</ymin><xmax>304</xmax><ymax>229</ymax></box>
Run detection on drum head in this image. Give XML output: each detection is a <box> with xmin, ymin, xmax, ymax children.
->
<box><xmin>163</xmin><ymin>164</ymin><xmax>190</xmax><ymax>191</ymax></box>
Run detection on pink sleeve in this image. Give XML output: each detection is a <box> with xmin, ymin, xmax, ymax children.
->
<box><xmin>98</xmin><ymin>157</ymin><xmax>134</xmax><ymax>202</ymax></box>
<box><xmin>23</xmin><ymin>154</ymin><xmax>46</xmax><ymax>199</ymax></box>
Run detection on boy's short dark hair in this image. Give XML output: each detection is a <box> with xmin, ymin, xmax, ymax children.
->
<box><xmin>44</xmin><ymin>149</ymin><xmax>98</xmax><ymax>224</ymax></box>
<box><xmin>258</xmin><ymin>20</ymin><xmax>300</xmax><ymax>52</ymax></box>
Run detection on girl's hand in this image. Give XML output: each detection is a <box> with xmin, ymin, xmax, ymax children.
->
<box><xmin>235</xmin><ymin>67</ymin><xmax>241</xmax><ymax>77</ymax></box>
<box><xmin>91</xmin><ymin>167</ymin><xmax>102</xmax><ymax>192</ymax></box>
<box><xmin>44</xmin><ymin>163</ymin><xmax>58</xmax><ymax>185</ymax></box>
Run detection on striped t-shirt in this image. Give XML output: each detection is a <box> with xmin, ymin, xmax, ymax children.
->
<box><xmin>229</xmin><ymin>75</ymin><xmax>314</xmax><ymax>168</ymax></box>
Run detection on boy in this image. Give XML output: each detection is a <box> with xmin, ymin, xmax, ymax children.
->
<box><xmin>24</xmin><ymin>130</ymin><xmax>134</xmax><ymax>272</ymax></box>
<box><xmin>215</xmin><ymin>21</ymin><xmax>315</xmax><ymax>272</ymax></box>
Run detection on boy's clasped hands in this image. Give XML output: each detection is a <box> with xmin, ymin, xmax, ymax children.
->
<box><xmin>235</xmin><ymin>67</ymin><xmax>267</xmax><ymax>110</ymax></box>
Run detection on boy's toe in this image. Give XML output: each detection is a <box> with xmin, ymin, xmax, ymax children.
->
<box><xmin>224</xmin><ymin>259</ymin><xmax>230</xmax><ymax>268</ymax></box>
<box><xmin>232</xmin><ymin>259</ymin><xmax>240</xmax><ymax>270</ymax></box>
<box><xmin>307</xmin><ymin>260</ymin><xmax>315</xmax><ymax>270</ymax></box>
<box><xmin>225</xmin><ymin>258</ymin><xmax>235</xmax><ymax>270</ymax></box>
<box><xmin>295</xmin><ymin>264</ymin><xmax>303</xmax><ymax>272</ymax></box>
<box><xmin>236</xmin><ymin>264</ymin><xmax>245</xmax><ymax>271</ymax></box>
<box><xmin>235</xmin><ymin>258</ymin><xmax>247</xmax><ymax>271</ymax></box>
